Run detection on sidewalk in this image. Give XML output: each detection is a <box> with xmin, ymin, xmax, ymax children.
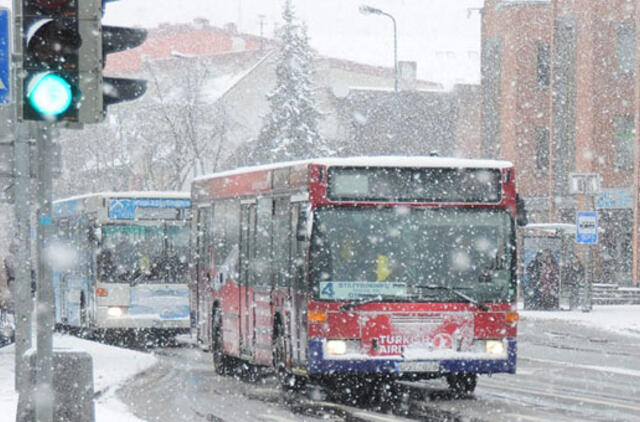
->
<box><xmin>0</xmin><ymin>333</ymin><xmax>157</xmax><ymax>421</ymax></box>
<box><xmin>520</xmin><ymin>304</ymin><xmax>640</xmax><ymax>338</ymax></box>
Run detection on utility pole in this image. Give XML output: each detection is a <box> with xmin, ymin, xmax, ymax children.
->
<box><xmin>12</xmin><ymin>121</ymin><xmax>32</xmax><ymax>397</ymax></box>
<box><xmin>4</xmin><ymin>3</ymin><xmax>34</xmax><ymax>407</ymax></box>
<box><xmin>359</xmin><ymin>5</ymin><xmax>399</xmax><ymax>92</ymax></box>
<box><xmin>583</xmin><ymin>188</ymin><xmax>595</xmax><ymax>312</ymax></box>
<box><xmin>35</xmin><ymin>123</ymin><xmax>54</xmax><ymax>422</ymax></box>
<box><xmin>572</xmin><ymin>173</ymin><xmax>599</xmax><ymax>313</ymax></box>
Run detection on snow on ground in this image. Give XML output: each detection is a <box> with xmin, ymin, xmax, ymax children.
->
<box><xmin>0</xmin><ymin>334</ymin><xmax>157</xmax><ymax>422</ymax></box>
<box><xmin>1</xmin><ymin>306</ymin><xmax>639</xmax><ymax>420</ymax></box>
<box><xmin>521</xmin><ymin>305</ymin><xmax>640</xmax><ymax>338</ymax></box>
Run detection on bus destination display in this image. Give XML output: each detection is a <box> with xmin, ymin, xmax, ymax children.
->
<box><xmin>327</xmin><ymin>167</ymin><xmax>502</xmax><ymax>203</ymax></box>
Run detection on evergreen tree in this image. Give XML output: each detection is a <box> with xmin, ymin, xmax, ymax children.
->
<box><xmin>252</xmin><ymin>0</ymin><xmax>330</xmax><ymax>164</ymax></box>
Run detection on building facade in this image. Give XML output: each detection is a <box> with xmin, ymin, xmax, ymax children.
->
<box><xmin>58</xmin><ymin>20</ymin><xmax>481</xmax><ymax>193</ymax></box>
<box><xmin>482</xmin><ymin>0</ymin><xmax>640</xmax><ymax>285</ymax></box>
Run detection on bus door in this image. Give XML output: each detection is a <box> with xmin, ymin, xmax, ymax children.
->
<box><xmin>239</xmin><ymin>201</ymin><xmax>257</xmax><ymax>358</ymax></box>
<box><xmin>291</xmin><ymin>202</ymin><xmax>310</xmax><ymax>367</ymax></box>
<box><xmin>195</xmin><ymin>206</ymin><xmax>211</xmax><ymax>343</ymax></box>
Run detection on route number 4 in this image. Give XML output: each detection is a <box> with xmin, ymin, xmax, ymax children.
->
<box><xmin>321</xmin><ymin>282</ymin><xmax>334</xmax><ymax>298</ymax></box>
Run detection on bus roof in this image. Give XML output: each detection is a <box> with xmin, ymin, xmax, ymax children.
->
<box><xmin>53</xmin><ymin>191</ymin><xmax>190</xmax><ymax>205</ymax></box>
<box><xmin>193</xmin><ymin>156</ymin><xmax>514</xmax><ymax>183</ymax></box>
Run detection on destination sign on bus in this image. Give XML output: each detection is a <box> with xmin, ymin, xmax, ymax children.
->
<box><xmin>108</xmin><ymin>198</ymin><xmax>190</xmax><ymax>220</ymax></box>
<box><xmin>319</xmin><ymin>281</ymin><xmax>407</xmax><ymax>300</ymax></box>
<box><xmin>327</xmin><ymin>167</ymin><xmax>502</xmax><ymax>202</ymax></box>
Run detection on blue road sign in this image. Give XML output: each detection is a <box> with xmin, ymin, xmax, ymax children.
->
<box><xmin>576</xmin><ymin>211</ymin><xmax>598</xmax><ymax>244</ymax></box>
<box><xmin>0</xmin><ymin>9</ymin><xmax>9</xmax><ymax>104</ymax></box>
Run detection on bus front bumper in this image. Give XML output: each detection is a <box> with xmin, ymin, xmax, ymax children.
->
<box><xmin>96</xmin><ymin>307</ymin><xmax>190</xmax><ymax>330</ymax></box>
<box><xmin>307</xmin><ymin>338</ymin><xmax>517</xmax><ymax>376</ymax></box>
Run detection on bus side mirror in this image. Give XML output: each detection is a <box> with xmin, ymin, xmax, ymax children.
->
<box><xmin>516</xmin><ymin>194</ymin><xmax>528</xmax><ymax>227</ymax></box>
<box><xmin>296</xmin><ymin>204</ymin><xmax>312</xmax><ymax>242</ymax></box>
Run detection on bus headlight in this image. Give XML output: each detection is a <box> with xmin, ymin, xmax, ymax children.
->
<box><xmin>471</xmin><ymin>339</ymin><xmax>506</xmax><ymax>356</ymax></box>
<box><xmin>107</xmin><ymin>307</ymin><xmax>125</xmax><ymax>318</ymax></box>
<box><xmin>324</xmin><ymin>339</ymin><xmax>359</xmax><ymax>356</ymax></box>
<box><xmin>485</xmin><ymin>340</ymin><xmax>505</xmax><ymax>355</ymax></box>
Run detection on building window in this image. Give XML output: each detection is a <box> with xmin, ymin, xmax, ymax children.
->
<box><xmin>535</xmin><ymin>127</ymin><xmax>550</xmax><ymax>170</ymax></box>
<box><xmin>537</xmin><ymin>42</ymin><xmax>550</xmax><ymax>87</ymax></box>
<box><xmin>614</xmin><ymin>116</ymin><xmax>635</xmax><ymax>170</ymax></box>
<box><xmin>617</xmin><ymin>23</ymin><xmax>635</xmax><ymax>75</ymax></box>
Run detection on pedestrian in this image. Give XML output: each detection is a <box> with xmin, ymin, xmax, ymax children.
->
<box><xmin>0</xmin><ymin>255</ymin><xmax>9</xmax><ymax>325</ymax></box>
<box><xmin>539</xmin><ymin>250</ymin><xmax>560</xmax><ymax>310</ymax></box>
<box><xmin>525</xmin><ymin>251</ymin><xmax>544</xmax><ymax>309</ymax></box>
<box><xmin>3</xmin><ymin>242</ymin><xmax>16</xmax><ymax>314</ymax></box>
<box><xmin>564</xmin><ymin>254</ymin><xmax>584</xmax><ymax>310</ymax></box>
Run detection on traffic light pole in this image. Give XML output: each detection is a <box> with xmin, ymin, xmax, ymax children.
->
<box><xmin>582</xmin><ymin>191</ymin><xmax>594</xmax><ymax>312</ymax></box>
<box><xmin>35</xmin><ymin>123</ymin><xmax>54</xmax><ymax>422</ymax></box>
<box><xmin>11</xmin><ymin>0</ymin><xmax>35</xmax><ymax>412</ymax></box>
<box><xmin>13</xmin><ymin>122</ymin><xmax>33</xmax><ymax>396</ymax></box>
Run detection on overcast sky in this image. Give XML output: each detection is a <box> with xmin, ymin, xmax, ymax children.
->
<box><xmin>0</xmin><ymin>0</ymin><xmax>484</xmax><ymax>87</ymax></box>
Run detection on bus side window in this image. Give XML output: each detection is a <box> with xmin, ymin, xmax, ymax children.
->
<box><xmin>274</xmin><ymin>198</ymin><xmax>291</xmax><ymax>288</ymax></box>
<box><xmin>256</xmin><ymin>197</ymin><xmax>273</xmax><ymax>287</ymax></box>
<box><xmin>240</xmin><ymin>203</ymin><xmax>257</xmax><ymax>288</ymax></box>
<box><xmin>291</xmin><ymin>203</ymin><xmax>309</xmax><ymax>292</ymax></box>
<box><xmin>212</xmin><ymin>200</ymin><xmax>240</xmax><ymax>283</ymax></box>
<box><xmin>196</xmin><ymin>207</ymin><xmax>212</xmax><ymax>282</ymax></box>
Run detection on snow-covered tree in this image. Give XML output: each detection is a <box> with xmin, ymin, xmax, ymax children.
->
<box><xmin>251</xmin><ymin>0</ymin><xmax>330</xmax><ymax>164</ymax></box>
<box><xmin>56</xmin><ymin>57</ymin><xmax>231</xmax><ymax>196</ymax></box>
<box><xmin>144</xmin><ymin>59</ymin><xmax>228</xmax><ymax>189</ymax></box>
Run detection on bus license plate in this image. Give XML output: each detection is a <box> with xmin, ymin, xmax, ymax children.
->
<box><xmin>398</xmin><ymin>361</ymin><xmax>439</xmax><ymax>372</ymax></box>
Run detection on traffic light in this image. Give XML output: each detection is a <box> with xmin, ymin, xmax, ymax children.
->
<box><xmin>19</xmin><ymin>0</ymin><xmax>82</xmax><ymax>122</ymax></box>
<box><xmin>98</xmin><ymin>18</ymin><xmax>148</xmax><ymax>120</ymax></box>
<box><xmin>78</xmin><ymin>0</ymin><xmax>148</xmax><ymax>123</ymax></box>
<box><xmin>18</xmin><ymin>0</ymin><xmax>148</xmax><ymax>123</ymax></box>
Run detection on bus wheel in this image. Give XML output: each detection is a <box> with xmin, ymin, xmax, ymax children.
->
<box><xmin>211</xmin><ymin>310</ymin><xmax>230</xmax><ymax>375</ymax></box>
<box><xmin>446</xmin><ymin>373</ymin><xmax>477</xmax><ymax>397</ymax></box>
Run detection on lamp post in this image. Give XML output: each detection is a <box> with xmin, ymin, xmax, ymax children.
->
<box><xmin>359</xmin><ymin>5</ymin><xmax>398</xmax><ymax>92</ymax></box>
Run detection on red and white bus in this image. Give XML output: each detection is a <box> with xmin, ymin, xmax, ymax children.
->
<box><xmin>191</xmin><ymin>156</ymin><xmax>523</xmax><ymax>395</ymax></box>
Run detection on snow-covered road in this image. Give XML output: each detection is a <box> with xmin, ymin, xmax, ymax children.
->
<box><xmin>1</xmin><ymin>305</ymin><xmax>640</xmax><ymax>421</ymax></box>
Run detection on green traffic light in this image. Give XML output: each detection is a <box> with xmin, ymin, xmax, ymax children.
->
<box><xmin>27</xmin><ymin>73</ymin><xmax>73</xmax><ymax>116</ymax></box>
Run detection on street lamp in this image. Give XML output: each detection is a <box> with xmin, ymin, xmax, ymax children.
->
<box><xmin>359</xmin><ymin>4</ymin><xmax>398</xmax><ymax>92</ymax></box>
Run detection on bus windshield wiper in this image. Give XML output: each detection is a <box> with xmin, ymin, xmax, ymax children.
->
<box><xmin>415</xmin><ymin>284</ymin><xmax>490</xmax><ymax>311</ymax></box>
<box><xmin>339</xmin><ymin>297</ymin><xmax>384</xmax><ymax>312</ymax></box>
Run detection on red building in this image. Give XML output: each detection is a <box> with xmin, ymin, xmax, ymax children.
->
<box><xmin>105</xmin><ymin>20</ymin><xmax>265</xmax><ymax>75</ymax></box>
<box><xmin>482</xmin><ymin>0</ymin><xmax>640</xmax><ymax>285</ymax></box>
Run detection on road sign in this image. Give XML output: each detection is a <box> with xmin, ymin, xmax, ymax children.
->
<box><xmin>0</xmin><ymin>8</ymin><xmax>9</xmax><ymax>104</ymax></box>
<box><xmin>569</xmin><ymin>173</ymin><xmax>600</xmax><ymax>195</ymax></box>
<box><xmin>576</xmin><ymin>211</ymin><xmax>598</xmax><ymax>244</ymax></box>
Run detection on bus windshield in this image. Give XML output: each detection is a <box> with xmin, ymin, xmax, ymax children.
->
<box><xmin>98</xmin><ymin>224</ymin><xmax>189</xmax><ymax>284</ymax></box>
<box><xmin>310</xmin><ymin>207</ymin><xmax>515</xmax><ymax>303</ymax></box>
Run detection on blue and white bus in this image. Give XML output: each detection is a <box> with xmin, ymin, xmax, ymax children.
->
<box><xmin>51</xmin><ymin>192</ymin><xmax>191</xmax><ymax>339</ymax></box>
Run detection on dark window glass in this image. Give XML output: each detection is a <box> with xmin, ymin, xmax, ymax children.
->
<box><xmin>98</xmin><ymin>224</ymin><xmax>189</xmax><ymax>284</ymax></box>
<box><xmin>617</xmin><ymin>23</ymin><xmax>635</xmax><ymax>74</ymax></box>
<box><xmin>328</xmin><ymin>167</ymin><xmax>502</xmax><ymax>203</ymax></box>
<box><xmin>537</xmin><ymin>42</ymin><xmax>550</xmax><ymax>86</ymax></box>
<box><xmin>614</xmin><ymin>116</ymin><xmax>635</xmax><ymax>170</ymax></box>
<box><xmin>310</xmin><ymin>207</ymin><xmax>515</xmax><ymax>303</ymax></box>
<box><xmin>536</xmin><ymin>127</ymin><xmax>550</xmax><ymax>170</ymax></box>
<box><xmin>213</xmin><ymin>200</ymin><xmax>240</xmax><ymax>279</ymax></box>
